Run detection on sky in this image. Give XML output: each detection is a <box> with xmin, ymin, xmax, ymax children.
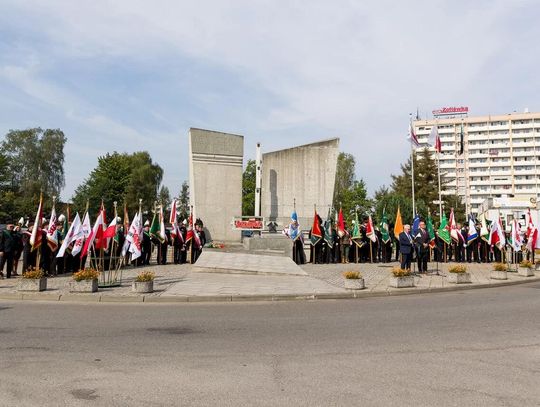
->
<box><xmin>1</xmin><ymin>0</ymin><xmax>539</xmax><ymax>201</ymax></box>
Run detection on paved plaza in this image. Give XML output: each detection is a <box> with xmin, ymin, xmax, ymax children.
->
<box><xmin>0</xmin><ymin>252</ymin><xmax>538</xmax><ymax>302</ymax></box>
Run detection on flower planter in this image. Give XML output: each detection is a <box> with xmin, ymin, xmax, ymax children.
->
<box><xmin>344</xmin><ymin>278</ymin><xmax>365</xmax><ymax>290</ymax></box>
<box><xmin>447</xmin><ymin>272</ymin><xmax>471</xmax><ymax>284</ymax></box>
<box><xmin>132</xmin><ymin>280</ymin><xmax>154</xmax><ymax>293</ymax></box>
<box><xmin>69</xmin><ymin>279</ymin><xmax>98</xmax><ymax>293</ymax></box>
<box><xmin>518</xmin><ymin>267</ymin><xmax>534</xmax><ymax>277</ymax></box>
<box><xmin>490</xmin><ymin>270</ymin><xmax>508</xmax><ymax>280</ymax></box>
<box><xmin>18</xmin><ymin>277</ymin><xmax>47</xmax><ymax>292</ymax></box>
<box><xmin>389</xmin><ymin>276</ymin><xmax>414</xmax><ymax>288</ymax></box>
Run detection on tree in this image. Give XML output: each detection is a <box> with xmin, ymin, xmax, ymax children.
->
<box><xmin>389</xmin><ymin>148</ymin><xmax>465</xmax><ymax>223</ymax></box>
<box><xmin>178</xmin><ymin>181</ymin><xmax>189</xmax><ymax>222</ymax></box>
<box><xmin>0</xmin><ymin>128</ymin><xmax>67</xmax><ymax>221</ymax></box>
<box><xmin>72</xmin><ymin>151</ymin><xmax>163</xmax><ymax>216</ymax></box>
<box><xmin>158</xmin><ymin>185</ymin><xmax>171</xmax><ymax>211</ymax></box>
<box><xmin>242</xmin><ymin>159</ymin><xmax>256</xmax><ymax>216</ymax></box>
<box><xmin>332</xmin><ymin>152</ymin><xmax>371</xmax><ymax>224</ymax></box>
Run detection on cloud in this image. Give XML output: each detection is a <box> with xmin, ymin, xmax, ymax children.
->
<box><xmin>1</xmin><ymin>0</ymin><xmax>539</xmax><ymax>202</ymax></box>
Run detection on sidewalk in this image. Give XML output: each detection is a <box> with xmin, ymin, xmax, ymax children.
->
<box><xmin>0</xmin><ymin>261</ymin><xmax>538</xmax><ymax>303</ymax></box>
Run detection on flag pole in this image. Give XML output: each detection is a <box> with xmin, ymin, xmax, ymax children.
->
<box><xmin>410</xmin><ymin>114</ymin><xmax>416</xmax><ymax>219</ymax></box>
<box><xmin>313</xmin><ymin>204</ymin><xmax>317</xmax><ymax>264</ymax></box>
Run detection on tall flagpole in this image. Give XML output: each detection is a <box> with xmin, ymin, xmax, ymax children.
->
<box><xmin>437</xmin><ymin>151</ymin><xmax>442</xmax><ymax>222</ymax></box>
<box><xmin>410</xmin><ymin>113</ymin><xmax>416</xmax><ymax>219</ymax></box>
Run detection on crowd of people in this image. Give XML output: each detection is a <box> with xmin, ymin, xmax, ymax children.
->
<box><xmin>0</xmin><ymin>217</ymin><xmax>207</xmax><ymax>279</ymax></box>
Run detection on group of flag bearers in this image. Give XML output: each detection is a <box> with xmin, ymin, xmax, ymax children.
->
<box><xmin>283</xmin><ymin>204</ymin><xmax>538</xmax><ymax>267</ymax></box>
<box><xmin>5</xmin><ymin>194</ymin><xmax>206</xmax><ymax>278</ymax></box>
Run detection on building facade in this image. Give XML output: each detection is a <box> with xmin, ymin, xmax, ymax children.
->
<box><xmin>414</xmin><ymin>111</ymin><xmax>540</xmax><ymax>214</ymax></box>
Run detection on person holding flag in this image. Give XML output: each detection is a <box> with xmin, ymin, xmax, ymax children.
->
<box><xmin>283</xmin><ymin>208</ymin><xmax>305</xmax><ymax>265</ymax></box>
<box><xmin>414</xmin><ymin>219</ymin><xmax>430</xmax><ymax>273</ymax></box>
<box><xmin>308</xmin><ymin>207</ymin><xmax>323</xmax><ymax>264</ymax></box>
<box><xmin>379</xmin><ymin>209</ymin><xmax>392</xmax><ymax>263</ymax></box>
<box><xmin>466</xmin><ymin>215</ymin><xmax>479</xmax><ymax>263</ymax></box>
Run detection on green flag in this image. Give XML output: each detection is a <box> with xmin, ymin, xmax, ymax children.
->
<box><xmin>437</xmin><ymin>213</ymin><xmax>451</xmax><ymax>245</ymax></box>
<box><xmin>380</xmin><ymin>210</ymin><xmax>390</xmax><ymax>244</ymax></box>
<box><xmin>427</xmin><ymin>215</ymin><xmax>436</xmax><ymax>247</ymax></box>
<box><xmin>351</xmin><ymin>211</ymin><xmax>364</xmax><ymax>248</ymax></box>
<box><xmin>324</xmin><ymin>211</ymin><xmax>334</xmax><ymax>245</ymax></box>
<box><xmin>149</xmin><ymin>212</ymin><xmax>160</xmax><ymax>241</ymax></box>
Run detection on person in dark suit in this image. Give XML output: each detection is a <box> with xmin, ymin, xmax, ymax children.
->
<box><xmin>414</xmin><ymin>220</ymin><xmax>430</xmax><ymax>273</ymax></box>
<box><xmin>399</xmin><ymin>224</ymin><xmax>413</xmax><ymax>270</ymax></box>
<box><xmin>0</xmin><ymin>224</ymin><xmax>16</xmax><ymax>278</ymax></box>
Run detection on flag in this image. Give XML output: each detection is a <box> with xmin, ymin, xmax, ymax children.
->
<box><xmin>159</xmin><ymin>205</ymin><xmax>166</xmax><ymax>242</ymax></box>
<box><xmin>351</xmin><ymin>211</ymin><xmax>363</xmax><ymax>248</ymax></box>
<box><xmin>489</xmin><ymin>217</ymin><xmax>506</xmax><ymax>249</ymax></box>
<box><xmin>149</xmin><ymin>211</ymin><xmax>160</xmax><ymax>241</ymax></box>
<box><xmin>467</xmin><ymin>216</ymin><xmax>478</xmax><ymax>245</ymax></box>
<box><xmin>310</xmin><ymin>210</ymin><xmax>322</xmax><ymax>246</ymax></box>
<box><xmin>480</xmin><ymin>213</ymin><xmax>490</xmax><ymax>242</ymax></box>
<box><xmin>30</xmin><ymin>194</ymin><xmax>43</xmax><ymax>251</ymax></box>
<box><xmin>366</xmin><ymin>215</ymin><xmax>377</xmax><ymax>243</ymax></box>
<box><xmin>122</xmin><ymin>210</ymin><xmax>143</xmax><ymax>260</ymax></box>
<box><xmin>510</xmin><ymin>218</ymin><xmax>522</xmax><ymax>251</ymax></box>
<box><xmin>72</xmin><ymin>211</ymin><xmax>91</xmax><ymax>256</ymax></box>
<box><xmin>185</xmin><ymin>212</ymin><xmax>201</xmax><ymax>249</ymax></box>
<box><xmin>380</xmin><ymin>210</ymin><xmax>390</xmax><ymax>244</ymax></box>
<box><xmin>81</xmin><ymin>211</ymin><xmax>104</xmax><ymax>258</ymax></box>
<box><xmin>169</xmin><ymin>199</ymin><xmax>179</xmax><ymax>242</ymax></box>
<box><xmin>103</xmin><ymin>216</ymin><xmax>118</xmax><ymax>239</ymax></box>
<box><xmin>324</xmin><ymin>211</ymin><xmax>334</xmax><ymax>246</ymax></box>
<box><xmin>408</xmin><ymin>121</ymin><xmax>420</xmax><ymax>148</ymax></box>
<box><xmin>46</xmin><ymin>204</ymin><xmax>58</xmax><ymax>251</ymax></box>
<box><xmin>94</xmin><ymin>203</ymin><xmax>108</xmax><ymax>250</ymax></box>
<box><xmin>448</xmin><ymin>209</ymin><xmax>464</xmax><ymax>244</ymax></box>
<box><xmin>411</xmin><ymin>213</ymin><xmax>421</xmax><ymax>236</ymax></box>
<box><xmin>426</xmin><ymin>215</ymin><xmax>436</xmax><ymax>248</ymax></box>
<box><xmin>429</xmin><ymin>125</ymin><xmax>441</xmax><ymax>153</ymax></box>
<box><xmin>525</xmin><ymin>209</ymin><xmax>538</xmax><ymax>251</ymax></box>
<box><xmin>394</xmin><ymin>206</ymin><xmax>404</xmax><ymax>239</ymax></box>
<box><xmin>337</xmin><ymin>208</ymin><xmax>345</xmax><ymax>238</ymax></box>
<box><xmin>437</xmin><ymin>213</ymin><xmax>451</xmax><ymax>245</ymax></box>
<box><xmin>459</xmin><ymin>122</ymin><xmax>464</xmax><ymax>155</ymax></box>
<box><xmin>285</xmin><ymin>210</ymin><xmax>302</xmax><ymax>241</ymax></box>
<box><xmin>57</xmin><ymin>213</ymin><xmax>82</xmax><ymax>258</ymax></box>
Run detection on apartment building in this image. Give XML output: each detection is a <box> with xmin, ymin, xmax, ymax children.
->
<box><xmin>413</xmin><ymin>110</ymin><xmax>540</xmax><ymax>214</ymax></box>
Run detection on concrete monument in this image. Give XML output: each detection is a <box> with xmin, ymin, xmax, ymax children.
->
<box><xmin>189</xmin><ymin>128</ymin><xmax>243</xmax><ymax>242</ymax></box>
<box><xmin>261</xmin><ymin>138</ymin><xmax>339</xmax><ymax>228</ymax></box>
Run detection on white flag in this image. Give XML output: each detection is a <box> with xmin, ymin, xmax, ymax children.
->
<box><xmin>72</xmin><ymin>212</ymin><xmax>91</xmax><ymax>256</ymax></box>
<box><xmin>57</xmin><ymin>213</ymin><xmax>82</xmax><ymax>258</ymax></box>
<box><xmin>46</xmin><ymin>205</ymin><xmax>58</xmax><ymax>250</ymax></box>
<box><xmin>122</xmin><ymin>211</ymin><xmax>143</xmax><ymax>260</ymax></box>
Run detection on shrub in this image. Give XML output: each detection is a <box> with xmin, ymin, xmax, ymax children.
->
<box><xmin>493</xmin><ymin>263</ymin><xmax>508</xmax><ymax>272</ymax></box>
<box><xmin>135</xmin><ymin>271</ymin><xmax>155</xmax><ymax>282</ymax></box>
<box><xmin>519</xmin><ymin>260</ymin><xmax>533</xmax><ymax>269</ymax></box>
<box><xmin>342</xmin><ymin>271</ymin><xmax>361</xmax><ymax>279</ymax></box>
<box><xmin>448</xmin><ymin>265</ymin><xmax>467</xmax><ymax>274</ymax></box>
<box><xmin>73</xmin><ymin>268</ymin><xmax>100</xmax><ymax>281</ymax></box>
<box><xmin>22</xmin><ymin>268</ymin><xmax>44</xmax><ymax>279</ymax></box>
<box><xmin>392</xmin><ymin>267</ymin><xmax>411</xmax><ymax>277</ymax></box>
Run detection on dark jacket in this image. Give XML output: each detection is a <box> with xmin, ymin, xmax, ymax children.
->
<box><xmin>414</xmin><ymin>228</ymin><xmax>430</xmax><ymax>251</ymax></box>
<box><xmin>399</xmin><ymin>231</ymin><xmax>413</xmax><ymax>254</ymax></box>
<box><xmin>0</xmin><ymin>230</ymin><xmax>16</xmax><ymax>253</ymax></box>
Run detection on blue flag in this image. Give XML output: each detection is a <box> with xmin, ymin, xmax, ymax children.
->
<box><xmin>412</xmin><ymin>214</ymin><xmax>421</xmax><ymax>236</ymax></box>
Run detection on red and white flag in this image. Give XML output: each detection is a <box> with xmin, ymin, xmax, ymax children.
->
<box><xmin>408</xmin><ymin>122</ymin><xmax>420</xmax><ymax>148</ymax></box>
<box><xmin>526</xmin><ymin>208</ymin><xmax>538</xmax><ymax>251</ymax></box>
<box><xmin>122</xmin><ymin>210</ymin><xmax>143</xmax><ymax>260</ymax></box>
<box><xmin>46</xmin><ymin>204</ymin><xmax>58</xmax><ymax>251</ymax></box>
<box><xmin>185</xmin><ymin>212</ymin><xmax>201</xmax><ymax>249</ymax></box>
<box><xmin>30</xmin><ymin>194</ymin><xmax>44</xmax><ymax>251</ymax></box>
<box><xmin>103</xmin><ymin>216</ymin><xmax>118</xmax><ymax>239</ymax></box>
<box><xmin>489</xmin><ymin>217</ymin><xmax>506</xmax><ymax>249</ymax></box>
<box><xmin>365</xmin><ymin>215</ymin><xmax>377</xmax><ymax>243</ymax></box>
<box><xmin>169</xmin><ymin>199</ymin><xmax>183</xmax><ymax>243</ymax></box>
<box><xmin>72</xmin><ymin>211</ymin><xmax>92</xmax><ymax>256</ymax></box>
<box><xmin>57</xmin><ymin>213</ymin><xmax>82</xmax><ymax>258</ymax></box>
<box><xmin>81</xmin><ymin>211</ymin><xmax>104</xmax><ymax>257</ymax></box>
<box><xmin>429</xmin><ymin>125</ymin><xmax>441</xmax><ymax>153</ymax></box>
<box><xmin>337</xmin><ymin>208</ymin><xmax>345</xmax><ymax>238</ymax></box>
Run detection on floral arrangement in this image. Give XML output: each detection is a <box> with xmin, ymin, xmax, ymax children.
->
<box><xmin>342</xmin><ymin>271</ymin><xmax>362</xmax><ymax>279</ymax></box>
<box><xmin>492</xmin><ymin>262</ymin><xmax>508</xmax><ymax>272</ymax></box>
<box><xmin>210</xmin><ymin>242</ymin><xmax>225</xmax><ymax>249</ymax></box>
<box><xmin>519</xmin><ymin>260</ymin><xmax>534</xmax><ymax>269</ymax></box>
<box><xmin>73</xmin><ymin>268</ymin><xmax>100</xmax><ymax>281</ymax></box>
<box><xmin>22</xmin><ymin>268</ymin><xmax>44</xmax><ymax>279</ymax></box>
<box><xmin>392</xmin><ymin>267</ymin><xmax>411</xmax><ymax>277</ymax></box>
<box><xmin>448</xmin><ymin>265</ymin><xmax>467</xmax><ymax>274</ymax></box>
<box><xmin>135</xmin><ymin>271</ymin><xmax>155</xmax><ymax>282</ymax></box>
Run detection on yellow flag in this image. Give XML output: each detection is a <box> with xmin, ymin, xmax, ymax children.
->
<box><xmin>394</xmin><ymin>206</ymin><xmax>404</xmax><ymax>239</ymax></box>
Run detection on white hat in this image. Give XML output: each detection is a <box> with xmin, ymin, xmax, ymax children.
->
<box><xmin>182</xmin><ymin>219</ymin><xmax>187</xmax><ymax>225</ymax></box>
<box><xmin>144</xmin><ymin>220</ymin><xmax>150</xmax><ymax>226</ymax></box>
<box><xmin>116</xmin><ymin>216</ymin><xmax>121</xmax><ymax>222</ymax></box>
<box><xmin>58</xmin><ymin>214</ymin><xmax>66</xmax><ymax>222</ymax></box>
<box><xmin>18</xmin><ymin>217</ymin><xmax>24</xmax><ymax>225</ymax></box>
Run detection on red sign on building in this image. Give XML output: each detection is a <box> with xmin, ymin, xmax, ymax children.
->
<box><xmin>432</xmin><ymin>106</ymin><xmax>469</xmax><ymax>116</ymax></box>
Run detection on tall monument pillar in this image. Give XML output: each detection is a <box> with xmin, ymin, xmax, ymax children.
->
<box><xmin>189</xmin><ymin>128</ymin><xmax>244</xmax><ymax>242</ymax></box>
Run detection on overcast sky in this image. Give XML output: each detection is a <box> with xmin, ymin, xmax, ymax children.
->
<box><xmin>1</xmin><ymin>0</ymin><xmax>538</xmax><ymax>201</ymax></box>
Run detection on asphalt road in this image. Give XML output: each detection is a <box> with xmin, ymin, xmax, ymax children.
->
<box><xmin>1</xmin><ymin>283</ymin><xmax>539</xmax><ymax>407</ymax></box>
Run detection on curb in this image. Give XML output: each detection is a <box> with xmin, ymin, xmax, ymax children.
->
<box><xmin>0</xmin><ymin>276</ymin><xmax>538</xmax><ymax>305</ymax></box>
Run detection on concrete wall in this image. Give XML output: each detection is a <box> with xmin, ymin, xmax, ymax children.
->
<box><xmin>189</xmin><ymin>128</ymin><xmax>243</xmax><ymax>242</ymax></box>
<box><xmin>261</xmin><ymin>138</ymin><xmax>339</xmax><ymax>229</ymax></box>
